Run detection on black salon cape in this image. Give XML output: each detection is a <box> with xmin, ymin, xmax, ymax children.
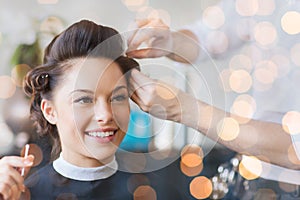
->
<box><xmin>24</xmin><ymin>163</ymin><xmax>187</xmax><ymax>200</ymax></box>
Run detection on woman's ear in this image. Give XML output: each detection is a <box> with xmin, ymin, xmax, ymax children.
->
<box><xmin>41</xmin><ymin>99</ymin><xmax>57</xmax><ymax>125</ymax></box>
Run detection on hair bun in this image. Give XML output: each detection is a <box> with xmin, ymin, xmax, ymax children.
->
<box><xmin>23</xmin><ymin>66</ymin><xmax>51</xmax><ymax>97</ymax></box>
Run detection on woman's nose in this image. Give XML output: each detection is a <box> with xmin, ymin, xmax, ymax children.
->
<box><xmin>94</xmin><ymin>101</ymin><xmax>113</xmax><ymax>123</ymax></box>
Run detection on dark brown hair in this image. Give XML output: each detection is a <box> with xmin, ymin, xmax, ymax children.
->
<box><xmin>23</xmin><ymin>20</ymin><xmax>139</xmax><ymax>160</ymax></box>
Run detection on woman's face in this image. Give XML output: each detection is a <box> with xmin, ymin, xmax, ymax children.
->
<box><xmin>46</xmin><ymin>58</ymin><xmax>130</xmax><ymax>167</ymax></box>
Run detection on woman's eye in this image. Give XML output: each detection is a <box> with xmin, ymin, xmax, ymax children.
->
<box><xmin>111</xmin><ymin>95</ymin><xmax>127</xmax><ymax>102</ymax></box>
<box><xmin>74</xmin><ymin>96</ymin><xmax>93</xmax><ymax>104</ymax></box>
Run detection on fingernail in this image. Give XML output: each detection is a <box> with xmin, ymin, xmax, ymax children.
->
<box><xmin>21</xmin><ymin>184</ymin><xmax>26</xmax><ymax>192</ymax></box>
<box><xmin>24</xmin><ymin>159</ymin><xmax>33</xmax><ymax>165</ymax></box>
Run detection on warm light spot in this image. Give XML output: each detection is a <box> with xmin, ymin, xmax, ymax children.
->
<box><xmin>0</xmin><ymin>76</ymin><xmax>16</xmax><ymax>99</ymax></box>
<box><xmin>287</xmin><ymin>144</ymin><xmax>300</xmax><ymax>165</ymax></box>
<box><xmin>40</xmin><ymin>16</ymin><xmax>64</xmax><ymax>35</ymax></box>
<box><xmin>217</xmin><ymin>117</ymin><xmax>240</xmax><ymax>141</ymax></box>
<box><xmin>127</xmin><ymin>174</ymin><xmax>150</xmax><ymax>194</ymax></box>
<box><xmin>231</xmin><ymin>94</ymin><xmax>256</xmax><ymax>124</ymax></box>
<box><xmin>218</xmin><ymin>69</ymin><xmax>232</xmax><ymax>92</ymax></box>
<box><xmin>147</xmin><ymin>9</ymin><xmax>171</xmax><ymax>26</ymax></box>
<box><xmin>123</xmin><ymin>0</ymin><xmax>148</xmax><ymax>12</ymax></box>
<box><xmin>281</xmin><ymin>11</ymin><xmax>300</xmax><ymax>35</ymax></box>
<box><xmin>235</xmin><ymin>0</ymin><xmax>258</xmax><ymax>16</ymax></box>
<box><xmin>254</xmin><ymin>21</ymin><xmax>277</xmax><ymax>46</ymax></box>
<box><xmin>122</xmin><ymin>153</ymin><xmax>147</xmax><ymax>173</ymax></box>
<box><xmin>181</xmin><ymin>144</ymin><xmax>204</xmax><ymax>158</ymax></box>
<box><xmin>257</xmin><ymin>0</ymin><xmax>275</xmax><ymax>16</ymax></box>
<box><xmin>0</xmin><ymin>123</ymin><xmax>14</xmax><ymax>148</ymax></box>
<box><xmin>241</xmin><ymin>44</ymin><xmax>263</xmax><ymax>64</ymax></box>
<box><xmin>181</xmin><ymin>153</ymin><xmax>203</xmax><ymax>168</ymax></box>
<box><xmin>229</xmin><ymin>54</ymin><xmax>253</xmax><ymax>72</ymax></box>
<box><xmin>205</xmin><ymin>31</ymin><xmax>229</xmax><ymax>54</ymax></box>
<box><xmin>190</xmin><ymin>176</ymin><xmax>213</xmax><ymax>199</ymax></box>
<box><xmin>202</xmin><ymin>6</ymin><xmax>225</xmax><ymax>29</ymax></box>
<box><xmin>239</xmin><ymin>156</ymin><xmax>262</xmax><ymax>180</ymax></box>
<box><xmin>253</xmin><ymin>60</ymin><xmax>278</xmax><ymax>84</ymax></box>
<box><xmin>180</xmin><ymin>161</ymin><xmax>203</xmax><ymax>177</ymax></box>
<box><xmin>20</xmin><ymin>143</ymin><xmax>43</xmax><ymax>167</ymax></box>
<box><xmin>229</xmin><ymin>69</ymin><xmax>252</xmax><ymax>93</ymax></box>
<box><xmin>282</xmin><ymin>111</ymin><xmax>300</xmax><ymax>135</ymax></box>
<box><xmin>133</xmin><ymin>185</ymin><xmax>157</xmax><ymax>200</ymax></box>
<box><xmin>37</xmin><ymin>0</ymin><xmax>58</xmax><ymax>4</ymax></box>
<box><xmin>155</xmin><ymin>83</ymin><xmax>178</xmax><ymax>100</ymax></box>
<box><xmin>271</xmin><ymin>54</ymin><xmax>290</xmax><ymax>77</ymax></box>
<box><xmin>290</xmin><ymin>43</ymin><xmax>300</xmax><ymax>66</ymax></box>
<box><xmin>11</xmin><ymin>64</ymin><xmax>31</xmax><ymax>87</ymax></box>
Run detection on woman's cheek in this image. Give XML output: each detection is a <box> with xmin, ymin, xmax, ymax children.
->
<box><xmin>113</xmin><ymin>105</ymin><xmax>130</xmax><ymax>132</ymax></box>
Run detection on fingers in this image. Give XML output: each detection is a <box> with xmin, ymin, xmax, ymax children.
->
<box><xmin>0</xmin><ymin>155</ymin><xmax>34</xmax><ymax>199</ymax></box>
<box><xmin>0</xmin><ymin>156</ymin><xmax>33</xmax><ymax>168</ymax></box>
<box><xmin>126</xmin><ymin>18</ymin><xmax>171</xmax><ymax>58</ymax></box>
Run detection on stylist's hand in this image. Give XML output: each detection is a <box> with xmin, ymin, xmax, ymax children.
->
<box><xmin>126</xmin><ymin>18</ymin><xmax>173</xmax><ymax>59</ymax></box>
<box><xmin>0</xmin><ymin>155</ymin><xmax>34</xmax><ymax>200</ymax></box>
<box><xmin>130</xmin><ymin>69</ymin><xmax>182</xmax><ymax>122</ymax></box>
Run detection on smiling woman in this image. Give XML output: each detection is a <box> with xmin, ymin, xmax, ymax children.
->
<box><xmin>0</xmin><ymin>20</ymin><xmax>186</xmax><ymax>200</ymax></box>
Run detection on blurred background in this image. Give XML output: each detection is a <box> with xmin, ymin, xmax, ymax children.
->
<box><xmin>2</xmin><ymin>0</ymin><xmax>299</xmax><ymax>199</ymax></box>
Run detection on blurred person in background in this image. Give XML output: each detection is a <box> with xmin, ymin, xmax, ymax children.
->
<box><xmin>127</xmin><ymin>0</ymin><xmax>300</xmax><ymax>199</ymax></box>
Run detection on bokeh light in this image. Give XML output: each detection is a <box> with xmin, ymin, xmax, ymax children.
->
<box><xmin>229</xmin><ymin>69</ymin><xmax>252</xmax><ymax>93</ymax></box>
<box><xmin>235</xmin><ymin>0</ymin><xmax>258</xmax><ymax>16</ymax></box>
<box><xmin>229</xmin><ymin>54</ymin><xmax>253</xmax><ymax>72</ymax></box>
<box><xmin>133</xmin><ymin>185</ymin><xmax>157</xmax><ymax>200</ymax></box>
<box><xmin>290</xmin><ymin>43</ymin><xmax>300</xmax><ymax>66</ymax></box>
<box><xmin>256</xmin><ymin>0</ymin><xmax>275</xmax><ymax>16</ymax></box>
<box><xmin>202</xmin><ymin>6</ymin><xmax>225</xmax><ymax>29</ymax></box>
<box><xmin>281</xmin><ymin>11</ymin><xmax>300</xmax><ymax>35</ymax></box>
<box><xmin>239</xmin><ymin>156</ymin><xmax>262</xmax><ymax>180</ymax></box>
<box><xmin>11</xmin><ymin>64</ymin><xmax>31</xmax><ymax>87</ymax></box>
<box><xmin>254</xmin><ymin>21</ymin><xmax>277</xmax><ymax>46</ymax></box>
<box><xmin>122</xmin><ymin>0</ymin><xmax>148</xmax><ymax>12</ymax></box>
<box><xmin>180</xmin><ymin>160</ymin><xmax>203</xmax><ymax>177</ymax></box>
<box><xmin>205</xmin><ymin>31</ymin><xmax>229</xmax><ymax>54</ymax></box>
<box><xmin>181</xmin><ymin>153</ymin><xmax>202</xmax><ymax>168</ymax></box>
<box><xmin>217</xmin><ymin>117</ymin><xmax>240</xmax><ymax>141</ymax></box>
<box><xmin>147</xmin><ymin>9</ymin><xmax>171</xmax><ymax>26</ymax></box>
<box><xmin>230</xmin><ymin>94</ymin><xmax>257</xmax><ymax>123</ymax></box>
<box><xmin>282</xmin><ymin>111</ymin><xmax>300</xmax><ymax>135</ymax></box>
<box><xmin>0</xmin><ymin>75</ymin><xmax>17</xmax><ymax>99</ymax></box>
<box><xmin>189</xmin><ymin>176</ymin><xmax>213</xmax><ymax>199</ymax></box>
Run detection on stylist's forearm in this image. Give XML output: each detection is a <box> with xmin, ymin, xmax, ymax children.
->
<box><xmin>167</xmin><ymin>30</ymin><xmax>200</xmax><ymax>63</ymax></box>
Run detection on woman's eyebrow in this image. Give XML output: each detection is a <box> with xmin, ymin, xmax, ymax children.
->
<box><xmin>113</xmin><ymin>85</ymin><xmax>127</xmax><ymax>93</ymax></box>
<box><xmin>69</xmin><ymin>89</ymin><xmax>94</xmax><ymax>96</ymax></box>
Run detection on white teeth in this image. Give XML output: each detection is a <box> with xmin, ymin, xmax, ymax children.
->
<box><xmin>88</xmin><ymin>131</ymin><xmax>115</xmax><ymax>138</ymax></box>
